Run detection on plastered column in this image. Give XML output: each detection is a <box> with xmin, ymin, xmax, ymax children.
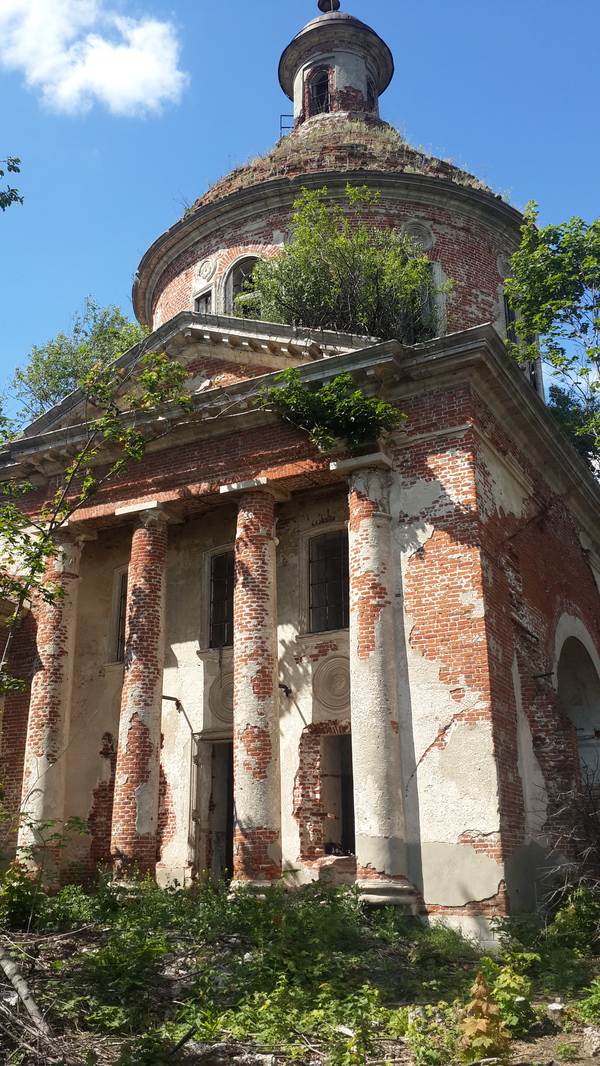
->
<box><xmin>347</xmin><ymin>462</ymin><xmax>408</xmax><ymax>894</ymax></box>
<box><xmin>18</xmin><ymin>528</ymin><xmax>86</xmax><ymax>864</ymax></box>
<box><xmin>232</xmin><ymin>489</ymin><xmax>281</xmax><ymax>881</ymax></box>
<box><xmin>110</xmin><ymin>510</ymin><xmax>167</xmax><ymax>876</ymax></box>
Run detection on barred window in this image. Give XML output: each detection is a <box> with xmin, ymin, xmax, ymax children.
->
<box><xmin>309</xmin><ymin>530</ymin><xmax>349</xmax><ymax>633</ymax></box>
<box><xmin>210</xmin><ymin>551</ymin><xmax>235</xmax><ymax>648</ymax></box>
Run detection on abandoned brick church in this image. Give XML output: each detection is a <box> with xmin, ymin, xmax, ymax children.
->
<box><xmin>1</xmin><ymin>0</ymin><xmax>600</xmax><ymax>943</ymax></box>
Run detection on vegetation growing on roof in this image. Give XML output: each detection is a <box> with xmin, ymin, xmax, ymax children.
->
<box><xmin>237</xmin><ymin>184</ymin><xmax>443</xmax><ymax>343</ymax></box>
<box><xmin>192</xmin><ymin>118</ymin><xmax>497</xmax><ymax>213</ymax></box>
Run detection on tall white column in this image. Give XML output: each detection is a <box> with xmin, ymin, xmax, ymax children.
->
<box><xmin>346</xmin><ymin>459</ymin><xmax>408</xmax><ymax>895</ymax></box>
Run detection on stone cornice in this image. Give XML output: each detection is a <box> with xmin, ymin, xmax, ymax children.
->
<box><xmin>132</xmin><ymin>170</ymin><xmax>523</xmax><ymax>327</ymax></box>
<box><xmin>2</xmin><ymin>321</ymin><xmax>599</xmax><ymax>553</ymax></box>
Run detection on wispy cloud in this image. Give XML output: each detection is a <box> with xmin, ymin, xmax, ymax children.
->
<box><xmin>0</xmin><ymin>0</ymin><xmax>188</xmax><ymax>116</ymax></box>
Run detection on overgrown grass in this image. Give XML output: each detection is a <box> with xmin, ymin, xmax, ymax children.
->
<box><xmin>2</xmin><ymin>873</ymin><xmax>600</xmax><ymax>1064</ymax></box>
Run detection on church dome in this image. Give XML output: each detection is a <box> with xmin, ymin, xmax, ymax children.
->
<box><xmin>132</xmin><ymin>4</ymin><xmax>523</xmax><ymax>342</ymax></box>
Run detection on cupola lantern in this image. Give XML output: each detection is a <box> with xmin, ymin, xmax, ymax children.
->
<box><xmin>278</xmin><ymin>3</ymin><xmax>394</xmax><ymax>126</ymax></box>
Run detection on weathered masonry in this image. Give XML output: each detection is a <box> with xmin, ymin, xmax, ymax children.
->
<box><xmin>2</xmin><ymin>2</ymin><xmax>600</xmax><ymax>944</ymax></box>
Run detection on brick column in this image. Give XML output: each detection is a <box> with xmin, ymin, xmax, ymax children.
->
<box><xmin>232</xmin><ymin>488</ymin><xmax>281</xmax><ymax>881</ymax></box>
<box><xmin>18</xmin><ymin>528</ymin><xmax>86</xmax><ymax>865</ymax></box>
<box><xmin>110</xmin><ymin>510</ymin><xmax>168</xmax><ymax>876</ymax></box>
<box><xmin>347</xmin><ymin>460</ymin><xmax>408</xmax><ymax>892</ymax></box>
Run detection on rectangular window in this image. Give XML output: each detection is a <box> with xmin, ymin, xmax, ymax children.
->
<box><xmin>309</xmin><ymin>530</ymin><xmax>349</xmax><ymax>633</ymax></box>
<box><xmin>115</xmin><ymin>570</ymin><xmax>128</xmax><ymax>663</ymax></box>
<box><xmin>210</xmin><ymin>551</ymin><xmax>234</xmax><ymax>648</ymax></box>
<box><xmin>195</xmin><ymin>291</ymin><xmax>212</xmax><ymax>314</ymax></box>
<box><xmin>504</xmin><ymin>294</ymin><xmax>518</xmax><ymax>343</ymax></box>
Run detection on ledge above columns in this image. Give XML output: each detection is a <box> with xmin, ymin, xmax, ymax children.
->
<box><xmin>114</xmin><ymin>499</ymin><xmax>182</xmax><ymax>523</ymax></box>
<box><xmin>220</xmin><ymin>477</ymin><xmax>291</xmax><ymax>502</ymax></box>
<box><xmin>329</xmin><ymin>451</ymin><xmax>392</xmax><ymax>476</ymax></box>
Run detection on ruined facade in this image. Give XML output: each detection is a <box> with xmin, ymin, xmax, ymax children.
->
<box><xmin>1</xmin><ymin>2</ymin><xmax>600</xmax><ymax>943</ymax></box>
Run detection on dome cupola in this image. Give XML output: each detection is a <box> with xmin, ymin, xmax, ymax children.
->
<box><xmin>278</xmin><ymin>2</ymin><xmax>394</xmax><ymax>126</ymax></box>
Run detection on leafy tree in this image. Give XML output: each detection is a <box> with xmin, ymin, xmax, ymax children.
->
<box><xmin>506</xmin><ymin>203</ymin><xmax>600</xmax><ymax>466</ymax></box>
<box><xmin>243</xmin><ymin>185</ymin><xmax>441</xmax><ymax>342</ymax></box>
<box><xmin>0</xmin><ymin>157</ymin><xmax>23</xmax><ymax>212</ymax></box>
<box><xmin>546</xmin><ymin>385</ymin><xmax>599</xmax><ymax>469</ymax></box>
<box><xmin>10</xmin><ymin>297</ymin><xmax>147</xmax><ymax>422</ymax></box>
<box><xmin>0</xmin><ymin>349</ymin><xmax>190</xmax><ymax>695</ymax></box>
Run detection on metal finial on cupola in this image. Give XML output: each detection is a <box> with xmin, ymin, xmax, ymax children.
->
<box><xmin>318</xmin><ymin>0</ymin><xmax>341</xmax><ymax>12</ymax></box>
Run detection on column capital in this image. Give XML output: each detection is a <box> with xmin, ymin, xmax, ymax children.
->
<box><xmin>51</xmin><ymin>524</ymin><xmax>95</xmax><ymax>576</ymax></box>
<box><xmin>220</xmin><ymin>477</ymin><xmax>291</xmax><ymax>502</ymax></box>
<box><xmin>329</xmin><ymin>451</ymin><xmax>392</xmax><ymax>477</ymax></box>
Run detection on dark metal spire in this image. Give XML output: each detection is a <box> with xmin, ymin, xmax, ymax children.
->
<box><xmin>318</xmin><ymin>0</ymin><xmax>341</xmax><ymax>12</ymax></box>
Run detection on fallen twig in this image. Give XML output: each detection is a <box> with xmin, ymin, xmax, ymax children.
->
<box><xmin>0</xmin><ymin>936</ymin><xmax>51</xmax><ymax>1036</ymax></box>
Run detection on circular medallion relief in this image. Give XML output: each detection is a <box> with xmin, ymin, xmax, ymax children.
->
<box><xmin>401</xmin><ymin>220</ymin><xmax>435</xmax><ymax>252</ymax></box>
<box><xmin>198</xmin><ymin>257</ymin><xmax>217</xmax><ymax>281</ymax></box>
<box><xmin>210</xmin><ymin>671</ymin><xmax>233</xmax><ymax>723</ymax></box>
<box><xmin>313</xmin><ymin>656</ymin><xmax>350</xmax><ymax>714</ymax></box>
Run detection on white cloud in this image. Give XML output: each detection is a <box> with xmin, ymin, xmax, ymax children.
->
<box><xmin>0</xmin><ymin>0</ymin><xmax>188</xmax><ymax>115</ymax></box>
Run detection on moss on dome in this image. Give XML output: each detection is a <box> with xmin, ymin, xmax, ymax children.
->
<box><xmin>191</xmin><ymin>117</ymin><xmax>496</xmax><ymax>215</ymax></box>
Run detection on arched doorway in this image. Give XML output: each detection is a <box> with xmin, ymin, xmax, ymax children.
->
<box><xmin>558</xmin><ymin>636</ymin><xmax>600</xmax><ymax>780</ymax></box>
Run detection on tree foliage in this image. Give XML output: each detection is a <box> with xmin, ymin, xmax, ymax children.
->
<box><xmin>10</xmin><ymin>297</ymin><xmax>147</xmax><ymax>422</ymax></box>
<box><xmin>0</xmin><ymin>349</ymin><xmax>190</xmax><ymax>695</ymax></box>
<box><xmin>0</xmin><ymin>157</ymin><xmax>23</xmax><ymax>212</ymax></box>
<box><xmin>242</xmin><ymin>185</ymin><xmax>441</xmax><ymax>342</ymax></box>
<box><xmin>259</xmin><ymin>368</ymin><xmax>404</xmax><ymax>453</ymax></box>
<box><xmin>506</xmin><ymin>203</ymin><xmax>600</xmax><ymax>466</ymax></box>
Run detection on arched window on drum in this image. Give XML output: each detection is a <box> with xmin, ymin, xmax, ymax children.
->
<box><xmin>308</xmin><ymin>68</ymin><xmax>331</xmax><ymax>116</ymax></box>
<box><xmin>225</xmin><ymin>256</ymin><xmax>259</xmax><ymax>317</ymax></box>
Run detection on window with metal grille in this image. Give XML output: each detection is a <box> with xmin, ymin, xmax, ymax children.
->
<box><xmin>115</xmin><ymin>570</ymin><xmax>128</xmax><ymax>663</ymax></box>
<box><xmin>195</xmin><ymin>290</ymin><xmax>212</xmax><ymax>314</ymax></box>
<box><xmin>210</xmin><ymin>551</ymin><xmax>234</xmax><ymax>648</ymax></box>
<box><xmin>309</xmin><ymin>70</ymin><xmax>331</xmax><ymax>115</ymax></box>
<box><xmin>309</xmin><ymin>530</ymin><xmax>349</xmax><ymax>633</ymax></box>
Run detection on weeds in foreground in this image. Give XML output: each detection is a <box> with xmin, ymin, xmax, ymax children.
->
<box><xmin>0</xmin><ymin>874</ymin><xmax>599</xmax><ymax>1064</ymax></box>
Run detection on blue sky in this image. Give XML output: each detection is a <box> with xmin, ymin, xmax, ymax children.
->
<box><xmin>1</xmin><ymin>0</ymin><xmax>599</xmax><ymax>412</ymax></box>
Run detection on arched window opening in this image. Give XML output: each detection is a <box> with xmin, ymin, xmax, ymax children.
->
<box><xmin>225</xmin><ymin>256</ymin><xmax>259</xmax><ymax>317</ymax></box>
<box><xmin>367</xmin><ymin>77</ymin><xmax>376</xmax><ymax>112</ymax></box>
<box><xmin>309</xmin><ymin>69</ymin><xmax>331</xmax><ymax>116</ymax></box>
<box><xmin>558</xmin><ymin>636</ymin><xmax>600</xmax><ymax>783</ymax></box>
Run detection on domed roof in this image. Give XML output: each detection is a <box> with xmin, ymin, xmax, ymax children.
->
<box><xmin>192</xmin><ymin>118</ymin><xmax>495</xmax><ymax>213</ymax></box>
<box><xmin>279</xmin><ymin>9</ymin><xmax>394</xmax><ymax>99</ymax></box>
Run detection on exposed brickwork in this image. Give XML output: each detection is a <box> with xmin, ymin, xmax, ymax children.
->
<box><xmin>17</xmin><ymin>531</ymin><xmax>84</xmax><ymax>869</ymax></box>
<box><xmin>86</xmin><ymin>731</ymin><xmax>117</xmax><ymax>873</ymax></box>
<box><xmin>233</xmin><ymin>490</ymin><xmax>281</xmax><ymax>881</ymax></box>
<box><xmin>293</xmin><ymin>719</ymin><xmax>351</xmax><ymax>862</ymax></box>
<box><xmin>0</xmin><ymin>612</ymin><xmax>37</xmax><ymax>842</ymax></box>
<box><xmin>110</xmin><ymin>516</ymin><xmax>167</xmax><ymax>876</ymax></box>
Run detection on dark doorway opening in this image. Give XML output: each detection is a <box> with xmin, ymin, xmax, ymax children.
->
<box><xmin>321</xmin><ymin>734</ymin><xmax>355</xmax><ymax>856</ymax></box>
<box><xmin>209</xmin><ymin>742</ymin><xmax>234</xmax><ymax>881</ymax></box>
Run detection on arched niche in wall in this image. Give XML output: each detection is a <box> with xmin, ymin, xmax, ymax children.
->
<box><xmin>557</xmin><ymin>636</ymin><xmax>600</xmax><ymax>781</ymax></box>
<box><xmin>224</xmin><ymin>256</ymin><xmax>259</xmax><ymax>316</ymax></box>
